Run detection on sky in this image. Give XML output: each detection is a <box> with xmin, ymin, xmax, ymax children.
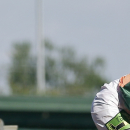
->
<box><xmin>1</xmin><ymin>0</ymin><xmax>130</xmax><ymax>94</ymax></box>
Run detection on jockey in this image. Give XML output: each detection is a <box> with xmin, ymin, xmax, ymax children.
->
<box><xmin>91</xmin><ymin>74</ymin><xmax>130</xmax><ymax>130</ymax></box>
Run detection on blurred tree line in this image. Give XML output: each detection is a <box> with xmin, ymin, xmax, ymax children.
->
<box><xmin>8</xmin><ymin>40</ymin><xmax>108</xmax><ymax>96</ymax></box>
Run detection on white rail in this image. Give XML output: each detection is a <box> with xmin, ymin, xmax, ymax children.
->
<box><xmin>0</xmin><ymin>119</ymin><xmax>18</xmax><ymax>130</ymax></box>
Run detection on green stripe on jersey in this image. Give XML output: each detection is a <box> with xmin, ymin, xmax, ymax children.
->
<box><xmin>106</xmin><ymin>110</ymin><xmax>130</xmax><ymax>130</ymax></box>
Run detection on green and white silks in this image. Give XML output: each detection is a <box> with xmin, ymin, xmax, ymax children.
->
<box><xmin>91</xmin><ymin>79</ymin><xmax>130</xmax><ymax>130</ymax></box>
<box><xmin>105</xmin><ymin>82</ymin><xmax>130</xmax><ymax>130</ymax></box>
